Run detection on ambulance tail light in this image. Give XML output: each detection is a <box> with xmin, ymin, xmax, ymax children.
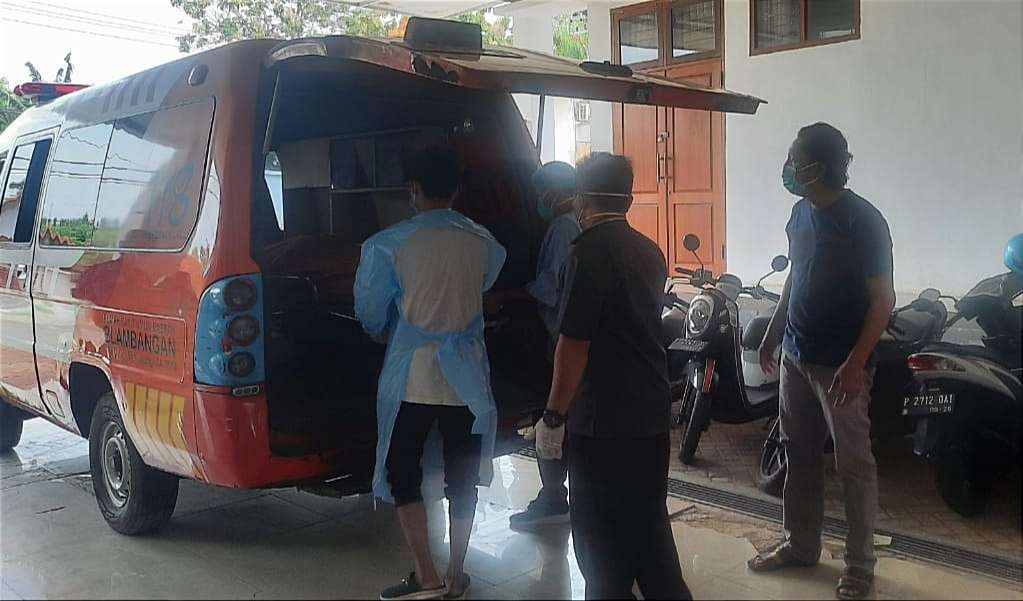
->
<box><xmin>195</xmin><ymin>275</ymin><xmax>265</xmax><ymax>387</ymax></box>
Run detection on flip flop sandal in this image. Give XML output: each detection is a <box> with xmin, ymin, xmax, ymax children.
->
<box><xmin>836</xmin><ymin>567</ymin><xmax>874</xmax><ymax>600</ymax></box>
<box><xmin>747</xmin><ymin>543</ymin><xmax>817</xmax><ymax>573</ymax></box>
<box><xmin>445</xmin><ymin>574</ymin><xmax>471</xmax><ymax>599</ymax></box>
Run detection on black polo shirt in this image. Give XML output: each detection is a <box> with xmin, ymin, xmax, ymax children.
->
<box><xmin>558</xmin><ymin>218</ymin><xmax>670</xmax><ymax>439</ymax></box>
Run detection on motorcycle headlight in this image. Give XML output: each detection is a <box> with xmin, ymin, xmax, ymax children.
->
<box><xmin>687</xmin><ymin>297</ymin><xmax>715</xmax><ymax>338</ymax></box>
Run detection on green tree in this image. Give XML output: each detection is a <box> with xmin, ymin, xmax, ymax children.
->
<box><xmin>553</xmin><ymin>11</ymin><xmax>588</xmax><ymax>60</ymax></box>
<box><xmin>171</xmin><ymin>0</ymin><xmax>401</xmax><ymax>52</ymax></box>
<box><xmin>455</xmin><ymin>9</ymin><xmax>512</xmax><ymax>46</ymax></box>
<box><xmin>1</xmin><ymin>78</ymin><xmax>33</xmax><ymax>133</ymax></box>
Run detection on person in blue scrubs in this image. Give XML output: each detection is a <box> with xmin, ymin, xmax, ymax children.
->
<box><xmin>486</xmin><ymin>161</ymin><xmax>581</xmax><ymax>531</ymax></box>
<box><xmin>355</xmin><ymin>147</ymin><xmax>506</xmax><ymax>601</ymax></box>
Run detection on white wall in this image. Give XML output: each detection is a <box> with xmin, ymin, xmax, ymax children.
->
<box><xmin>724</xmin><ymin>0</ymin><xmax>1023</xmax><ymax>296</ymax></box>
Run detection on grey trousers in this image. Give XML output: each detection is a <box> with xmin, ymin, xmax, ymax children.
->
<box><xmin>780</xmin><ymin>352</ymin><xmax>878</xmax><ymax>572</ymax></box>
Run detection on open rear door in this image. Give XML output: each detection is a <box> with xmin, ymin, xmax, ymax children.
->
<box><xmin>266</xmin><ymin>33</ymin><xmax>764</xmax><ymax>115</ymax></box>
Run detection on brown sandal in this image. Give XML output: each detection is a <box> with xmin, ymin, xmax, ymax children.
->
<box><xmin>836</xmin><ymin>567</ymin><xmax>874</xmax><ymax>600</ymax></box>
<box><xmin>748</xmin><ymin>543</ymin><xmax>817</xmax><ymax>572</ymax></box>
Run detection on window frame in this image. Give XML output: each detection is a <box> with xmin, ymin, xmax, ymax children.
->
<box><xmin>749</xmin><ymin>0</ymin><xmax>861</xmax><ymax>56</ymax></box>
<box><xmin>612</xmin><ymin>0</ymin><xmax>663</xmax><ymax>70</ymax></box>
<box><xmin>0</xmin><ymin>131</ymin><xmax>57</xmax><ymax>249</ymax></box>
<box><xmin>612</xmin><ymin>0</ymin><xmax>723</xmax><ymax>70</ymax></box>
<box><xmin>36</xmin><ymin>97</ymin><xmax>216</xmax><ymax>253</ymax></box>
<box><xmin>666</xmin><ymin>0</ymin><xmax>723</xmax><ymax>66</ymax></box>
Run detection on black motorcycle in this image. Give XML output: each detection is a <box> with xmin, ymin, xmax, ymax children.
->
<box><xmin>755</xmin><ymin>287</ymin><xmax>952</xmax><ymax>495</ymax></box>
<box><xmin>903</xmin><ymin>270</ymin><xmax>1022</xmax><ymax>516</ymax></box>
<box><xmin>670</xmin><ymin>234</ymin><xmax>789</xmax><ymax>464</ymax></box>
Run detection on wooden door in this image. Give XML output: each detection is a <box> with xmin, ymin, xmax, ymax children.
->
<box><xmin>611</xmin><ymin>0</ymin><xmax>726</xmax><ymax>274</ymax></box>
<box><xmin>614</xmin><ymin>100</ymin><xmax>668</xmax><ymax>252</ymax></box>
<box><xmin>665</xmin><ymin>59</ymin><xmax>725</xmax><ymax>274</ymax></box>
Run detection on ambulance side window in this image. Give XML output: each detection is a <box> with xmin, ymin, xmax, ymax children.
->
<box><xmin>91</xmin><ymin>98</ymin><xmax>214</xmax><ymax>250</ymax></box>
<box><xmin>0</xmin><ymin>139</ymin><xmax>52</xmax><ymax>244</ymax></box>
<box><xmin>38</xmin><ymin>123</ymin><xmax>114</xmax><ymax>247</ymax></box>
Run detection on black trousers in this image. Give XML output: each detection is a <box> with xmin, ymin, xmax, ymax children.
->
<box><xmin>569</xmin><ymin>433</ymin><xmax>692</xmax><ymax>601</ymax></box>
<box><xmin>385</xmin><ymin>402</ymin><xmax>482</xmax><ymax>519</ymax></box>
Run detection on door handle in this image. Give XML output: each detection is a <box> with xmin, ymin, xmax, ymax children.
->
<box><xmin>15</xmin><ymin>264</ymin><xmax>28</xmax><ymax>285</ymax></box>
<box><xmin>658</xmin><ymin>155</ymin><xmax>671</xmax><ymax>181</ymax></box>
<box><xmin>657</xmin><ymin>131</ymin><xmax>670</xmax><ymax>143</ymax></box>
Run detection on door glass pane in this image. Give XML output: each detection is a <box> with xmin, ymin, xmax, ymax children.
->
<box><xmin>808</xmin><ymin>0</ymin><xmax>856</xmax><ymax>40</ymax></box>
<box><xmin>754</xmin><ymin>0</ymin><xmax>801</xmax><ymax>48</ymax></box>
<box><xmin>672</xmin><ymin>1</ymin><xmax>717</xmax><ymax>58</ymax></box>
<box><xmin>619</xmin><ymin>12</ymin><xmax>659</xmax><ymax>64</ymax></box>
<box><xmin>39</xmin><ymin>123</ymin><xmax>113</xmax><ymax>247</ymax></box>
<box><xmin>0</xmin><ymin>141</ymin><xmax>50</xmax><ymax>243</ymax></box>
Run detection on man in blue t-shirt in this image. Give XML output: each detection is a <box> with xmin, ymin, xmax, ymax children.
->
<box><xmin>747</xmin><ymin>123</ymin><xmax>895</xmax><ymax>601</ymax></box>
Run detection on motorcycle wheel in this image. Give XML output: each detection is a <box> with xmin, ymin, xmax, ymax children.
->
<box><xmin>935</xmin><ymin>444</ymin><xmax>992</xmax><ymax>518</ymax></box>
<box><xmin>679</xmin><ymin>389</ymin><xmax>710</xmax><ymax>465</ymax></box>
<box><xmin>756</xmin><ymin>417</ymin><xmax>786</xmax><ymax>497</ymax></box>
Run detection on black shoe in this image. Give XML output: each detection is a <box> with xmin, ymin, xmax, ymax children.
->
<box><xmin>379</xmin><ymin>572</ymin><xmax>448</xmax><ymax>601</ymax></box>
<box><xmin>509</xmin><ymin>499</ymin><xmax>570</xmax><ymax>531</ymax></box>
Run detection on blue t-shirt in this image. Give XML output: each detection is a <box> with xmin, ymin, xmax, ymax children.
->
<box><xmin>783</xmin><ymin>190</ymin><xmax>893</xmax><ymax>367</ymax></box>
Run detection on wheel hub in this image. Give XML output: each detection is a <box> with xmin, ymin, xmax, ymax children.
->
<box><xmin>100</xmin><ymin>422</ymin><xmax>131</xmax><ymax>509</ymax></box>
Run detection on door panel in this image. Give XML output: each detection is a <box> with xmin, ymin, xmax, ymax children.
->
<box><xmin>0</xmin><ymin>136</ymin><xmax>54</xmax><ymax>415</ymax></box>
<box><xmin>615</xmin><ymin>101</ymin><xmax>668</xmax><ymax>251</ymax></box>
<box><xmin>666</xmin><ymin>59</ymin><xmax>725</xmax><ymax>274</ymax></box>
<box><xmin>672</xmin><ymin>203</ymin><xmax>713</xmax><ymax>267</ymax></box>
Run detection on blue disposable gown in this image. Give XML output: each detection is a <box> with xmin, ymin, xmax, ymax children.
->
<box><xmin>354</xmin><ymin>209</ymin><xmax>507</xmax><ymax>503</ymax></box>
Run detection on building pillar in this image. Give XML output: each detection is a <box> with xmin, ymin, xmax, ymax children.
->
<box><xmin>512</xmin><ymin>12</ymin><xmax>558</xmax><ymax>163</ymax></box>
<box><xmin>587</xmin><ymin>2</ymin><xmax>614</xmax><ymax>153</ymax></box>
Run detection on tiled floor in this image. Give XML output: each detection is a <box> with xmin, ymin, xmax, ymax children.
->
<box><xmin>2</xmin><ymin>420</ymin><xmax>1021</xmax><ymax>599</ymax></box>
<box><xmin>669</xmin><ymin>418</ymin><xmax>1023</xmax><ymax>560</ymax></box>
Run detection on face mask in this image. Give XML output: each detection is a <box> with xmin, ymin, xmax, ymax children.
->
<box><xmin>782</xmin><ymin>162</ymin><xmax>804</xmax><ymax>197</ymax></box>
<box><xmin>536</xmin><ymin>194</ymin><xmax>555</xmax><ymax>222</ymax></box>
<box><xmin>782</xmin><ymin>161</ymin><xmax>820</xmax><ymax>197</ymax></box>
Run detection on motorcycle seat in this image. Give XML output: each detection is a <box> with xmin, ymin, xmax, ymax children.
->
<box><xmin>884</xmin><ymin>308</ymin><xmax>940</xmax><ymax>344</ymax></box>
<box><xmin>740</xmin><ymin>315</ymin><xmax>772</xmax><ymax>350</ymax></box>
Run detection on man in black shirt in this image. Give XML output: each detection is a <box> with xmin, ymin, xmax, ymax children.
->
<box><xmin>534</xmin><ymin>153</ymin><xmax>691</xmax><ymax>600</ymax></box>
<box><xmin>748</xmin><ymin>123</ymin><xmax>895</xmax><ymax>601</ymax></box>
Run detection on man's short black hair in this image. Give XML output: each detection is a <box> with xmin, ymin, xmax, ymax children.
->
<box><xmin>576</xmin><ymin>152</ymin><xmax>634</xmax><ymax>212</ymax></box>
<box><xmin>405</xmin><ymin>146</ymin><xmax>461</xmax><ymax>200</ymax></box>
<box><xmin>796</xmin><ymin>122</ymin><xmax>853</xmax><ymax>189</ymax></box>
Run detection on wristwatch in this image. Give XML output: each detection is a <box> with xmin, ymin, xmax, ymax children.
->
<box><xmin>542</xmin><ymin>409</ymin><xmax>567</xmax><ymax>428</ymax></box>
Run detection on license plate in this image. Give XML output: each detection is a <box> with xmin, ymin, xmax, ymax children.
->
<box><xmin>669</xmin><ymin>338</ymin><xmax>708</xmax><ymax>353</ymax></box>
<box><xmin>902</xmin><ymin>392</ymin><xmax>956</xmax><ymax>416</ymax></box>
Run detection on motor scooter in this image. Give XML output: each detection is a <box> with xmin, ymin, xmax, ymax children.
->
<box><xmin>670</xmin><ymin>234</ymin><xmax>789</xmax><ymax>464</ymax></box>
<box><xmin>903</xmin><ymin>250</ymin><xmax>1022</xmax><ymax>516</ymax></box>
<box><xmin>755</xmin><ymin>287</ymin><xmax>951</xmax><ymax>495</ymax></box>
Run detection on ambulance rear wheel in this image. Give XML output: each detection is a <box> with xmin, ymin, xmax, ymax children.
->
<box><xmin>89</xmin><ymin>393</ymin><xmax>178</xmax><ymax>535</ymax></box>
<box><xmin>0</xmin><ymin>403</ymin><xmax>24</xmax><ymax>452</ymax></box>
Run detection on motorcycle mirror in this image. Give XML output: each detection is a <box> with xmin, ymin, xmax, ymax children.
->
<box><xmin>682</xmin><ymin>234</ymin><xmax>701</xmax><ymax>252</ymax></box>
<box><xmin>918</xmin><ymin>288</ymin><xmax>941</xmax><ymax>303</ymax></box>
<box><xmin>771</xmin><ymin>255</ymin><xmax>790</xmax><ymax>273</ymax></box>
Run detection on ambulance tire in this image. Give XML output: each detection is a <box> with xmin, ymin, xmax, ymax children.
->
<box><xmin>90</xmin><ymin>393</ymin><xmax>179</xmax><ymax>535</ymax></box>
<box><xmin>0</xmin><ymin>403</ymin><xmax>24</xmax><ymax>452</ymax></box>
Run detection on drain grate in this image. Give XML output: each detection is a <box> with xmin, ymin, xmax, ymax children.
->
<box><xmin>515</xmin><ymin>447</ymin><xmax>1022</xmax><ymax>584</ymax></box>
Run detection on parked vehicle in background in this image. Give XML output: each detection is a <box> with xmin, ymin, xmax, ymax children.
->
<box><xmin>669</xmin><ymin>233</ymin><xmax>788</xmax><ymax>465</ymax></box>
<box><xmin>0</xmin><ymin>18</ymin><xmax>763</xmax><ymax>534</ymax></box>
<box><xmin>755</xmin><ymin>287</ymin><xmax>952</xmax><ymax>496</ymax></box>
<box><xmin>903</xmin><ymin>239</ymin><xmax>1022</xmax><ymax>516</ymax></box>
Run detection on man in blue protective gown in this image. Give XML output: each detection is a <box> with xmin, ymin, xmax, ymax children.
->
<box><xmin>354</xmin><ymin>147</ymin><xmax>506</xmax><ymax>601</ymax></box>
